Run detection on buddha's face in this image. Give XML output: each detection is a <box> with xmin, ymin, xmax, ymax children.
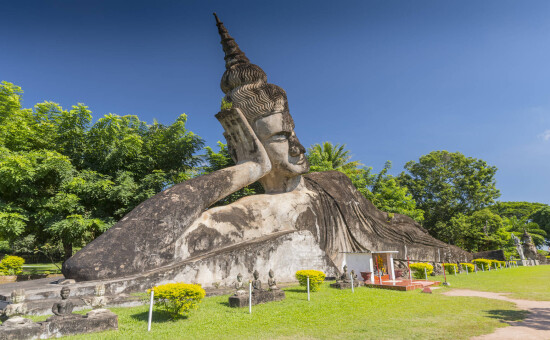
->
<box><xmin>254</xmin><ymin>112</ymin><xmax>309</xmax><ymax>178</ymax></box>
<box><xmin>61</xmin><ymin>289</ymin><xmax>70</xmax><ymax>299</ymax></box>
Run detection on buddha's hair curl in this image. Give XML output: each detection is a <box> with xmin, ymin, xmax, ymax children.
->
<box><xmin>222</xmin><ymin>65</ymin><xmax>294</xmax><ymax>128</ymax></box>
<box><xmin>215</xmin><ymin>15</ymin><xmax>294</xmax><ymax>128</ymax></box>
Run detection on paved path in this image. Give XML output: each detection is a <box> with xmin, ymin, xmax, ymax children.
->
<box><xmin>443</xmin><ymin>289</ymin><xmax>550</xmax><ymax>339</ymax></box>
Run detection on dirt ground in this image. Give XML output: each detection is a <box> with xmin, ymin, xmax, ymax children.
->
<box><xmin>443</xmin><ymin>289</ymin><xmax>550</xmax><ymax>339</ymax></box>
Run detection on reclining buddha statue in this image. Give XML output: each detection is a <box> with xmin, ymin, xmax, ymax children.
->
<box><xmin>63</xmin><ymin>14</ymin><xmax>470</xmax><ymax>285</ymax></box>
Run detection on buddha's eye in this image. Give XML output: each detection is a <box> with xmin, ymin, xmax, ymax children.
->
<box><xmin>271</xmin><ymin>133</ymin><xmax>289</xmax><ymax>142</ymax></box>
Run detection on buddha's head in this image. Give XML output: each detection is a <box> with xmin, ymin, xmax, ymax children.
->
<box><xmin>253</xmin><ymin>270</ymin><xmax>259</xmax><ymax>280</ymax></box>
<box><xmin>60</xmin><ymin>287</ymin><xmax>70</xmax><ymax>300</ymax></box>
<box><xmin>237</xmin><ymin>273</ymin><xmax>243</xmax><ymax>282</ymax></box>
<box><xmin>268</xmin><ymin>269</ymin><xmax>274</xmax><ymax>278</ymax></box>
<box><xmin>214</xmin><ymin>14</ymin><xmax>309</xmax><ymax>192</ymax></box>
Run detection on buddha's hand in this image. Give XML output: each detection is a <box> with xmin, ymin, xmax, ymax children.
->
<box><xmin>215</xmin><ymin>108</ymin><xmax>272</xmax><ymax>175</ymax></box>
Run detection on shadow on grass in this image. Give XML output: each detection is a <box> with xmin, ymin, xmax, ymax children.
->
<box><xmin>130</xmin><ymin>310</ymin><xmax>186</xmax><ymax>323</ymax></box>
<box><xmin>283</xmin><ymin>288</ymin><xmax>308</xmax><ymax>293</ymax></box>
<box><xmin>218</xmin><ymin>301</ymin><xmax>231</xmax><ymax>307</ymax></box>
<box><xmin>485</xmin><ymin>309</ymin><xmax>529</xmax><ymax>322</ymax></box>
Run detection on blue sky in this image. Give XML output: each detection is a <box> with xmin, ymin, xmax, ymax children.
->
<box><xmin>2</xmin><ymin>0</ymin><xmax>549</xmax><ymax>204</ymax></box>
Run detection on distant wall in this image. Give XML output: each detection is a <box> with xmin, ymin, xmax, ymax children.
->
<box><xmin>472</xmin><ymin>249</ymin><xmax>506</xmax><ymax>261</ymax></box>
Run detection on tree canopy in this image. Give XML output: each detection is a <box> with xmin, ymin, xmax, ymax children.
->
<box><xmin>398</xmin><ymin>150</ymin><xmax>500</xmax><ymax>235</ymax></box>
<box><xmin>0</xmin><ymin>81</ymin><xmax>204</xmax><ymax>259</ymax></box>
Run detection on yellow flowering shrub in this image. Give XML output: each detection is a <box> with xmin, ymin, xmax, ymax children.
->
<box><xmin>295</xmin><ymin>270</ymin><xmax>325</xmax><ymax>292</ymax></box>
<box><xmin>0</xmin><ymin>255</ymin><xmax>25</xmax><ymax>275</ymax></box>
<box><xmin>472</xmin><ymin>259</ymin><xmax>491</xmax><ymax>270</ymax></box>
<box><xmin>409</xmin><ymin>263</ymin><xmax>433</xmax><ymax>279</ymax></box>
<box><xmin>443</xmin><ymin>263</ymin><xmax>458</xmax><ymax>274</ymax></box>
<box><xmin>149</xmin><ymin>283</ymin><xmax>205</xmax><ymax>319</ymax></box>
<box><xmin>460</xmin><ymin>263</ymin><xmax>474</xmax><ymax>273</ymax></box>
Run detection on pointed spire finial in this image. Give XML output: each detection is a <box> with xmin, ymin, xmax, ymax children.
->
<box><xmin>212</xmin><ymin>13</ymin><xmax>250</xmax><ymax>68</ymax></box>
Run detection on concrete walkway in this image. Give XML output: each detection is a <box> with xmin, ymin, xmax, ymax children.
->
<box><xmin>443</xmin><ymin>289</ymin><xmax>550</xmax><ymax>339</ymax></box>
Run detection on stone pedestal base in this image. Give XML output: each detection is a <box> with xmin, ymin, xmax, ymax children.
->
<box><xmin>228</xmin><ymin>290</ymin><xmax>285</xmax><ymax>308</ymax></box>
<box><xmin>518</xmin><ymin>260</ymin><xmax>539</xmax><ymax>266</ymax></box>
<box><xmin>329</xmin><ymin>281</ymin><xmax>362</xmax><ymax>289</ymax></box>
<box><xmin>0</xmin><ymin>317</ymin><xmax>42</xmax><ymax>340</ymax></box>
<box><xmin>43</xmin><ymin>309</ymin><xmax>117</xmax><ymax>338</ymax></box>
<box><xmin>0</xmin><ymin>310</ymin><xmax>118</xmax><ymax>340</ymax></box>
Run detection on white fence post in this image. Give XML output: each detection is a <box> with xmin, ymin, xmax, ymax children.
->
<box><xmin>147</xmin><ymin>289</ymin><xmax>154</xmax><ymax>332</ymax></box>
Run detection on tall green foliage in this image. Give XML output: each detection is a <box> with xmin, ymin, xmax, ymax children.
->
<box><xmin>398</xmin><ymin>150</ymin><xmax>500</xmax><ymax>237</ymax></box>
<box><xmin>0</xmin><ymin>81</ymin><xmax>204</xmax><ymax>260</ymax></box>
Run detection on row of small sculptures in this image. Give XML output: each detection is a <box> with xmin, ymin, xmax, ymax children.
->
<box><xmin>1</xmin><ymin>284</ymin><xmax>107</xmax><ymax>321</ymax></box>
<box><xmin>234</xmin><ymin>269</ymin><xmax>279</xmax><ymax>295</ymax></box>
<box><xmin>335</xmin><ymin>265</ymin><xmax>359</xmax><ymax>283</ymax></box>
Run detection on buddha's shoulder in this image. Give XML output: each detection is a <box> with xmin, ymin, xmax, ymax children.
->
<box><xmin>304</xmin><ymin>171</ymin><xmax>356</xmax><ymax>191</ymax></box>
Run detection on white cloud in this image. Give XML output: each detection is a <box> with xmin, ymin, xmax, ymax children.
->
<box><xmin>540</xmin><ymin>130</ymin><xmax>550</xmax><ymax>141</ymax></box>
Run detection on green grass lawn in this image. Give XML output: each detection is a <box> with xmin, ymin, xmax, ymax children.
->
<box><xmin>21</xmin><ymin>263</ymin><xmax>62</xmax><ymax>274</ymax></box>
<box><xmin>432</xmin><ymin>265</ymin><xmax>550</xmax><ymax>301</ymax></box>
<box><xmin>35</xmin><ymin>282</ymin><xmax>524</xmax><ymax>340</ymax></box>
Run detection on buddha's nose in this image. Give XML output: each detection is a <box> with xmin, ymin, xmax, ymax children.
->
<box><xmin>289</xmin><ymin>135</ymin><xmax>305</xmax><ymax>157</ymax></box>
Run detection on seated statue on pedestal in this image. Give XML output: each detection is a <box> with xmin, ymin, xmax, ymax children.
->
<box><xmin>62</xmin><ymin>14</ymin><xmax>471</xmax><ymax>286</ymax></box>
<box><xmin>336</xmin><ymin>265</ymin><xmax>350</xmax><ymax>283</ymax></box>
<box><xmin>251</xmin><ymin>270</ymin><xmax>262</xmax><ymax>294</ymax></box>
<box><xmin>268</xmin><ymin>269</ymin><xmax>279</xmax><ymax>291</ymax></box>
<box><xmin>49</xmin><ymin>287</ymin><xmax>80</xmax><ymax>320</ymax></box>
<box><xmin>234</xmin><ymin>273</ymin><xmax>246</xmax><ymax>295</ymax></box>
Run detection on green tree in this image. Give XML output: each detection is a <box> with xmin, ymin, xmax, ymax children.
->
<box><xmin>398</xmin><ymin>150</ymin><xmax>500</xmax><ymax>237</ymax></box>
<box><xmin>531</xmin><ymin>206</ymin><xmax>550</xmax><ymax>246</ymax></box>
<box><xmin>0</xmin><ymin>81</ymin><xmax>205</xmax><ymax>259</ymax></box>
<box><xmin>307</xmin><ymin>142</ymin><xmax>361</xmax><ymax>170</ymax></box>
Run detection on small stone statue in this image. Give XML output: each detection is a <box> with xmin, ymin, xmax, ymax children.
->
<box><xmin>350</xmin><ymin>269</ymin><xmax>358</xmax><ymax>281</ymax></box>
<box><xmin>83</xmin><ymin>284</ymin><xmax>107</xmax><ymax>309</ymax></box>
<box><xmin>251</xmin><ymin>270</ymin><xmax>262</xmax><ymax>292</ymax></box>
<box><xmin>267</xmin><ymin>269</ymin><xmax>279</xmax><ymax>290</ymax></box>
<box><xmin>337</xmin><ymin>265</ymin><xmax>350</xmax><ymax>283</ymax></box>
<box><xmin>511</xmin><ymin>233</ymin><xmax>525</xmax><ymax>260</ymax></box>
<box><xmin>50</xmin><ymin>287</ymin><xmax>76</xmax><ymax>318</ymax></box>
<box><xmin>2</xmin><ymin>289</ymin><xmax>28</xmax><ymax>319</ymax></box>
<box><xmin>234</xmin><ymin>273</ymin><xmax>246</xmax><ymax>295</ymax></box>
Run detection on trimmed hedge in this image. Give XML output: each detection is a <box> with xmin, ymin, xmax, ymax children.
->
<box><xmin>150</xmin><ymin>283</ymin><xmax>205</xmax><ymax>319</ymax></box>
<box><xmin>0</xmin><ymin>255</ymin><xmax>25</xmax><ymax>275</ymax></box>
<box><xmin>409</xmin><ymin>263</ymin><xmax>433</xmax><ymax>279</ymax></box>
<box><xmin>295</xmin><ymin>270</ymin><xmax>325</xmax><ymax>292</ymax></box>
<box><xmin>472</xmin><ymin>259</ymin><xmax>491</xmax><ymax>270</ymax></box>
<box><xmin>443</xmin><ymin>263</ymin><xmax>458</xmax><ymax>274</ymax></box>
<box><xmin>460</xmin><ymin>263</ymin><xmax>474</xmax><ymax>273</ymax></box>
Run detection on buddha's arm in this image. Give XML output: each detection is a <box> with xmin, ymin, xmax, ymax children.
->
<box><xmin>62</xmin><ymin>108</ymin><xmax>271</xmax><ymax>281</ymax></box>
<box><xmin>202</xmin><ymin>108</ymin><xmax>271</xmax><ymax>205</ymax></box>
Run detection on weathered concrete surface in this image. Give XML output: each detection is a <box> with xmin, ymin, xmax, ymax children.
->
<box><xmin>0</xmin><ymin>317</ymin><xmax>42</xmax><ymax>340</ymax></box>
<box><xmin>228</xmin><ymin>290</ymin><xmax>285</xmax><ymax>308</ymax></box>
<box><xmin>43</xmin><ymin>310</ymin><xmax>117</xmax><ymax>339</ymax></box>
<box><xmin>0</xmin><ymin>310</ymin><xmax>117</xmax><ymax>339</ymax></box>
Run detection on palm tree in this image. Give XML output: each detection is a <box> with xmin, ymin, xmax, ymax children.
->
<box><xmin>307</xmin><ymin>142</ymin><xmax>361</xmax><ymax>170</ymax></box>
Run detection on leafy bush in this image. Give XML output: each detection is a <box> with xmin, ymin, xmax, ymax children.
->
<box><xmin>409</xmin><ymin>263</ymin><xmax>433</xmax><ymax>279</ymax></box>
<box><xmin>0</xmin><ymin>255</ymin><xmax>25</xmax><ymax>275</ymax></box>
<box><xmin>295</xmin><ymin>270</ymin><xmax>325</xmax><ymax>292</ymax></box>
<box><xmin>495</xmin><ymin>261</ymin><xmax>505</xmax><ymax>269</ymax></box>
<box><xmin>150</xmin><ymin>283</ymin><xmax>205</xmax><ymax>319</ymax></box>
<box><xmin>460</xmin><ymin>263</ymin><xmax>474</xmax><ymax>273</ymax></box>
<box><xmin>472</xmin><ymin>259</ymin><xmax>491</xmax><ymax>270</ymax></box>
<box><xmin>443</xmin><ymin>263</ymin><xmax>458</xmax><ymax>274</ymax></box>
